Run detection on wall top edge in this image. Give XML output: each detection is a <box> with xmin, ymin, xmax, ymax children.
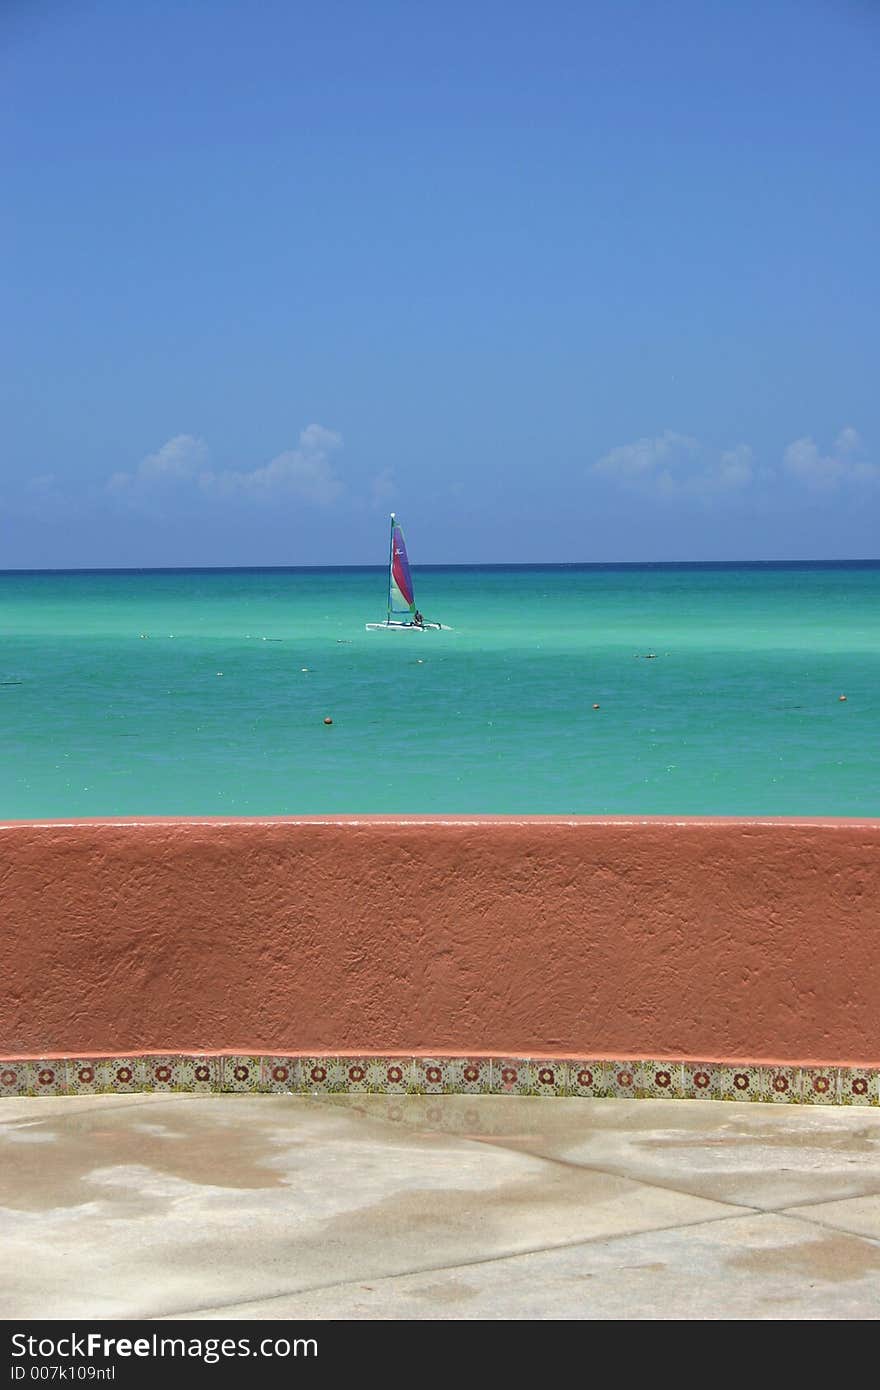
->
<box><xmin>3</xmin><ymin>1050</ymin><xmax>879</xmax><ymax>1069</ymax></box>
<box><xmin>1</xmin><ymin>814</ymin><xmax>879</xmax><ymax>831</ymax></box>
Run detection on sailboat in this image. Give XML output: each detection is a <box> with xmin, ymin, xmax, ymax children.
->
<box><xmin>365</xmin><ymin>514</ymin><xmax>449</xmax><ymax>632</ymax></box>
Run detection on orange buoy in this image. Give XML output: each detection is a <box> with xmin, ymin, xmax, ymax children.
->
<box><xmin>323</xmin><ymin>716</ymin><xmax>333</xmax><ymax>725</ymax></box>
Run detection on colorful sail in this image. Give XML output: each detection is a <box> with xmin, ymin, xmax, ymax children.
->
<box><xmin>389</xmin><ymin>516</ymin><xmax>416</xmax><ymax>616</ymax></box>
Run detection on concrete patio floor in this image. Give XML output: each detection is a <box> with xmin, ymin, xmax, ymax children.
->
<box><xmin>1</xmin><ymin>1091</ymin><xmax>879</xmax><ymax>1320</ymax></box>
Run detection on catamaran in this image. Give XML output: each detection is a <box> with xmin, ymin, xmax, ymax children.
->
<box><xmin>365</xmin><ymin>514</ymin><xmax>449</xmax><ymax>632</ymax></box>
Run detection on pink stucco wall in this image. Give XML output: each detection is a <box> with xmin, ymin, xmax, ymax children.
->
<box><xmin>2</xmin><ymin>816</ymin><xmax>878</xmax><ymax>1065</ymax></box>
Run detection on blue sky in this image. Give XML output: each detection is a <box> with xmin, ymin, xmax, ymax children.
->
<box><xmin>2</xmin><ymin>0</ymin><xmax>878</xmax><ymax>566</ymax></box>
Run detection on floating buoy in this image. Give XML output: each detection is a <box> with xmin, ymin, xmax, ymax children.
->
<box><xmin>839</xmin><ymin>694</ymin><xmax>847</xmax><ymax>702</ymax></box>
<box><xmin>323</xmin><ymin>716</ymin><xmax>333</xmax><ymax>725</ymax></box>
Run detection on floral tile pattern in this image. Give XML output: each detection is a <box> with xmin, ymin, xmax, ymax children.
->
<box><xmin>181</xmin><ymin>1056</ymin><xmax>222</xmax><ymax>1091</ymax></box>
<box><xmin>220</xmin><ymin>1056</ymin><xmax>262</xmax><ymax>1092</ymax></box>
<box><xmin>607</xmin><ymin>1062</ymin><xmax>639</xmax><ymax>1099</ymax></box>
<box><xmin>145</xmin><ymin>1056</ymin><xmax>187</xmax><ymax>1092</ymax></box>
<box><xmin>300</xmin><ymin>1058</ymin><xmax>348</xmax><ymax>1093</ymax></box>
<box><xmin>260</xmin><ymin>1057</ymin><xmax>299</xmax><ymax>1093</ymax></box>
<box><xmin>100</xmin><ymin>1058</ymin><xmax>146</xmax><ymax>1093</ymax></box>
<box><xmin>366</xmin><ymin>1058</ymin><xmax>413</xmax><ymax>1093</ymax></box>
<box><xmin>717</xmin><ymin>1065</ymin><xmax>763</xmax><ymax>1102</ymax></box>
<box><xmin>28</xmin><ymin>1060</ymin><xmax>65</xmax><ymax>1096</ymax></box>
<box><xmin>636</xmin><ymin>1061</ymin><xmax>684</xmax><ymax>1100</ymax></box>
<box><xmin>0</xmin><ymin>1054</ymin><xmax>875</xmax><ymax>1106</ymax></box>
<box><xmin>761</xmin><ymin>1067</ymin><xmax>802</xmax><ymax>1103</ymax></box>
<box><xmin>566</xmin><ymin>1061</ymin><xmax>610</xmax><ymax>1098</ymax></box>
<box><xmin>682</xmin><ymin>1063</ymin><xmax>723</xmax><ymax>1100</ymax></box>
<box><xmin>413</xmin><ymin>1057</ymin><xmax>490</xmax><ymax>1094</ymax></box>
<box><xmin>531</xmin><ymin>1060</ymin><xmax>569</xmax><ymax>1096</ymax></box>
<box><xmin>801</xmin><ymin>1068</ymin><xmax>840</xmax><ymax>1105</ymax></box>
<box><xmin>0</xmin><ymin>1061</ymin><xmax>30</xmax><ymax>1097</ymax></box>
<box><xmin>413</xmin><ymin>1058</ymin><xmax>452</xmax><ymax>1094</ymax></box>
<box><xmin>491</xmin><ymin>1059</ymin><xmax>535</xmax><ymax>1095</ymax></box>
<box><xmin>67</xmin><ymin>1059</ymin><xmax>103</xmax><ymax>1095</ymax></box>
<box><xmin>451</xmin><ymin>1057</ymin><xmax>491</xmax><ymax>1094</ymax></box>
<box><xmin>335</xmin><ymin>1059</ymin><xmax>373</xmax><ymax>1093</ymax></box>
<box><xmin>838</xmin><ymin>1069</ymin><xmax>879</xmax><ymax>1106</ymax></box>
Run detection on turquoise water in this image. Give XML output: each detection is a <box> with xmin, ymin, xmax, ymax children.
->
<box><xmin>1</xmin><ymin>563</ymin><xmax>878</xmax><ymax>818</ymax></box>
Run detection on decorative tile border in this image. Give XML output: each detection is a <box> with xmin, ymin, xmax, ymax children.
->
<box><xmin>682</xmin><ymin>1062</ymin><xmax>721</xmax><ymax>1099</ymax></box>
<box><xmin>0</xmin><ymin>1061</ymin><xmax>29</xmax><ymax>1097</ymax></box>
<box><xmin>0</xmin><ymin>1056</ymin><xmax>877</xmax><ymax>1106</ymax></box>
<box><xmin>801</xmin><ymin>1068</ymin><xmax>839</xmax><ymax>1105</ymax></box>
<box><xmin>221</xmin><ymin>1056</ymin><xmax>263</xmax><ymax>1092</ymax></box>
<box><xmin>717</xmin><ymin>1065</ymin><xmax>764</xmax><ymax>1102</ymax></box>
<box><xmin>838</xmin><ymin>1069</ymin><xmax>879</xmax><ymax>1106</ymax></box>
<box><xmin>636</xmin><ymin>1061</ymin><xmax>685</xmax><ymax>1100</ymax></box>
<box><xmin>762</xmin><ymin>1066</ymin><xmax>802</xmax><ymax>1104</ymax></box>
<box><xmin>568</xmin><ymin>1061</ymin><xmax>611</xmax><ymax>1098</ymax></box>
<box><xmin>260</xmin><ymin>1056</ymin><xmax>299</xmax><ymax>1093</ymax></box>
<box><xmin>608</xmin><ymin>1062</ymin><xmax>638</xmax><ymax>1099</ymax></box>
<box><xmin>414</xmin><ymin>1057</ymin><xmax>491</xmax><ymax>1095</ymax></box>
<box><xmin>491</xmin><ymin>1059</ymin><xmax>536</xmax><ymax>1096</ymax></box>
<box><xmin>30</xmin><ymin>1060</ymin><xmax>67</xmax><ymax>1097</ymax></box>
<box><xmin>102</xmin><ymin>1057</ymin><xmax>146</xmax><ymax>1093</ymax></box>
<box><xmin>368</xmin><ymin>1058</ymin><xmax>414</xmax><ymax>1093</ymax></box>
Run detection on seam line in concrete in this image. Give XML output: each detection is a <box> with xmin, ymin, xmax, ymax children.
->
<box><xmin>151</xmin><ymin>1207</ymin><xmax>766</xmax><ymax>1322</ymax></box>
<box><xmin>284</xmin><ymin>1094</ymin><xmax>800</xmax><ymax>1216</ymax></box>
<box><xmin>767</xmin><ymin>1208</ymin><xmax>880</xmax><ymax>1247</ymax></box>
<box><xmin>320</xmin><ymin>1098</ymin><xmax>766</xmax><ymax>1214</ymax></box>
<box><xmin>455</xmin><ymin>1136</ymin><xmax>767</xmax><ymax>1215</ymax></box>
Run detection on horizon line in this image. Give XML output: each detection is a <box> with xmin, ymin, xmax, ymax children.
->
<box><xmin>1</xmin><ymin>557</ymin><xmax>879</xmax><ymax>576</ymax></box>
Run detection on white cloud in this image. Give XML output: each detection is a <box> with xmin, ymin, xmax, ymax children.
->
<box><xmin>141</xmin><ymin>434</ymin><xmax>209</xmax><ymax>481</ymax></box>
<box><xmin>298</xmin><ymin>423</ymin><xmax>340</xmax><ymax>456</ymax></box>
<box><xmin>835</xmin><ymin>426</ymin><xmax>861</xmax><ymax>455</ymax></box>
<box><xmin>108</xmin><ymin>434</ymin><xmax>208</xmax><ymax>494</ymax></box>
<box><xmin>108</xmin><ymin>426</ymin><xmax>343</xmax><ymax>507</ymax></box>
<box><xmin>782</xmin><ymin>427</ymin><xmax>877</xmax><ymax>491</ymax></box>
<box><xmin>714</xmin><ymin>444</ymin><xmax>754</xmax><ymax>490</ymax></box>
<box><xmin>592</xmin><ymin>432</ymin><xmax>753</xmax><ymax>497</ymax></box>
<box><xmin>595</xmin><ymin>424</ymin><xmax>876</xmax><ymax>500</ymax></box>
<box><xmin>201</xmin><ymin>426</ymin><xmax>343</xmax><ymax>505</ymax></box>
<box><xmin>593</xmin><ymin>431</ymin><xmax>699</xmax><ymax>481</ymax></box>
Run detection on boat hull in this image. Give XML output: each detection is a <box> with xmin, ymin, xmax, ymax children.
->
<box><xmin>365</xmin><ymin>622</ymin><xmax>449</xmax><ymax>632</ymax></box>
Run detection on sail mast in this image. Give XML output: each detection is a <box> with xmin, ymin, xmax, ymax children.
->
<box><xmin>387</xmin><ymin>513</ymin><xmax>395</xmax><ymax>623</ymax></box>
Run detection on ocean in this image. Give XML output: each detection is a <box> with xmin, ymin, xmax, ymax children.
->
<box><xmin>1</xmin><ymin>562</ymin><xmax>878</xmax><ymax>819</ymax></box>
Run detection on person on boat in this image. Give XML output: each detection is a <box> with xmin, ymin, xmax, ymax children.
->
<box><xmin>413</xmin><ymin>609</ymin><xmax>424</xmax><ymax>627</ymax></box>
